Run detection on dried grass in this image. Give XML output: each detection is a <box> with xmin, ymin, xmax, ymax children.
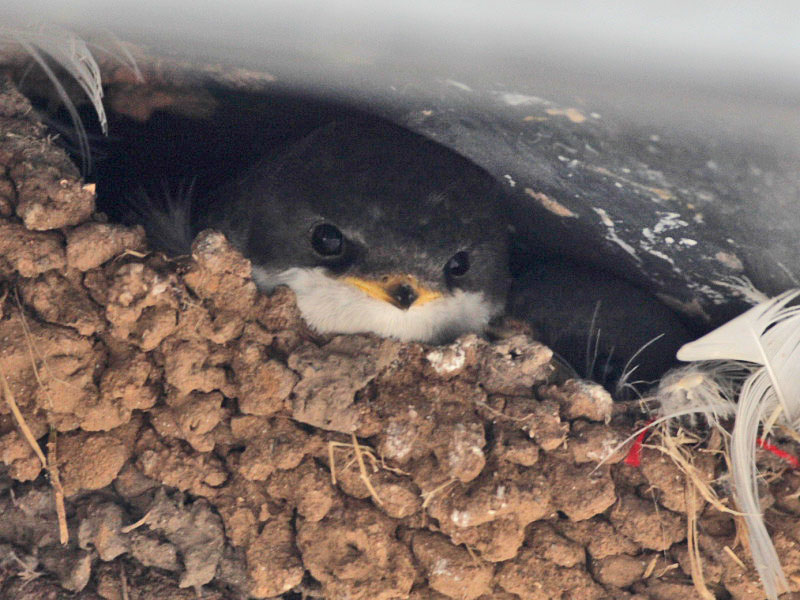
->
<box><xmin>2</xmin><ymin>293</ymin><xmax>73</xmax><ymax>544</ymax></box>
<box><xmin>327</xmin><ymin>436</ymin><xmax>384</xmax><ymax>506</ymax></box>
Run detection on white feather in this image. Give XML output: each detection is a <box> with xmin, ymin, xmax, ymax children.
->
<box><xmin>2</xmin><ymin>24</ymin><xmax>106</xmax><ymax>172</ymax></box>
<box><xmin>672</xmin><ymin>288</ymin><xmax>800</xmax><ymax>599</ymax></box>
<box><xmin>730</xmin><ymin>369</ymin><xmax>787</xmax><ymax>599</ymax></box>
<box><xmin>677</xmin><ymin>290</ymin><xmax>800</xmax><ymax>362</ymax></box>
<box><xmin>678</xmin><ymin>290</ymin><xmax>800</xmax><ymax>423</ymax></box>
<box><xmin>2</xmin><ymin>25</ymin><xmax>142</xmax><ymax>172</ymax></box>
<box><xmin>654</xmin><ymin>361</ymin><xmax>745</xmax><ymax>426</ymax></box>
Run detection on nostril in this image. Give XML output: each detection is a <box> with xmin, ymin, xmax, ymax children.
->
<box><xmin>390</xmin><ymin>283</ymin><xmax>418</xmax><ymax>309</ymax></box>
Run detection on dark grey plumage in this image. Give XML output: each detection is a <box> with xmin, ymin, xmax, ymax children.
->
<box><xmin>508</xmin><ymin>258</ymin><xmax>694</xmax><ymax>385</ymax></box>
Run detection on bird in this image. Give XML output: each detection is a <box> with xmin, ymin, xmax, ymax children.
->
<box><xmin>132</xmin><ymin>116</ymin><xmax>692</xmax><ymax>383</ymax></box>
<box><xmin>137</xmin><ymin>118</ymin><xmax>512</xmax><ymax>345</ymax></box>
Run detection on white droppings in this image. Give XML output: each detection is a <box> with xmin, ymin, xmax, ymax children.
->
<box><xmin>640</xmin><ymin>213</ymin><xmax>695</xmax><ymax>266</ymax></box>
<box><xmin>426</xmin><ymin>346</ymin><xmax>466</xmax><ymax>375</ymax></box>
<box><xmin>586</xmin><ymin>435</ymin><xmax>624</xmax><ymax>462</ymax></box>
<box><xmin>593</xmin><ymin>207</ymin><xmax>641</xmax><ymax>262</ymax></box>
<box><xmin>382</xmin><ymin>421</ymin><xmax>413</xmax><ymax>461</ymax></box>
<box><xmin>445</xmin><ymin>79</ymin><xmax>472</xmax><ymax>92</ymax></box>
<box><xmin>648</xmin><ymin>249</ymin><xmax>675</xmax><ymax>265</ymax></box>
<box><xmin>496</xmin><ymin>92</ymin><xmax>547</xmax><ymax>106</ymax></box>
<box><xmin>450</xmin><ymin>510</ymin><xmax>471</xmax><ymax>527</ymax></box>
<box><xmin>432</xmin><ymin>558</ymin><xmax>451</xmax><ymax>576</ymax></box>
<box><xmin>503</xmin><ymin>174</ymin><xmax>516</xmax><ymax>187</ymax></box>
<box><xmin>688</xmin><ymin>282</ymin><xmax>729</xmax><ymax>305</ymax></box>
<box><xmin>653</xmin><ymin>212</ymin><xmax>689</xmax><ymax>234</ymax></box>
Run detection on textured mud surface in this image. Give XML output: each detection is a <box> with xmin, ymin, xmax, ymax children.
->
<box><xmin>2</xmin><ymin>72</ymin><xmax>800</xmax><ymax>600</ymax></box>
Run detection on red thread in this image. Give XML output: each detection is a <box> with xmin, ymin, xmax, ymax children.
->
<box><xmin>625</xmin><ymin>419</ymin><xmax>655</xmax><ymax>467</ymax></box>
<box><xmin>627</xmin><ymin>428</ymin><xmax>800</xmax><ymax>470</ymax></box>
<box><xmin>757</xmin><ymin>437</ymin><xmax>800</xmax><ymax>469</ymax></box>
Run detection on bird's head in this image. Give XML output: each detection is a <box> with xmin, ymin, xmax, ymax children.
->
<box><xmin>213</xmin><ymin>119</ymin><xmax>511</xmax><ymax>344</ymax></box>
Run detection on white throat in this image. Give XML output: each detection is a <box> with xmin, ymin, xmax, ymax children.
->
<box><xmin>252</xmin><ymin>266</ymin><xmax>495</xmax><ymax>344</ymax></box>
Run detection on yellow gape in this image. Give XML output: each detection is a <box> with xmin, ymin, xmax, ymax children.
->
<box><xmin>343</xmin><ymin>274</ymin><xmax>442</xmax><ymax>309</ymax></box>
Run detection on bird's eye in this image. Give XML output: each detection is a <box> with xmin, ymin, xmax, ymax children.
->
<box><xmin>444</xmin><ymin>251</ymin><xmax>470</xmax><ymax>277</ymax></box>
<box><xmin>311</xmin><ymin>223</ymin><xmax>344</xmax><ymax>256</ymax></box>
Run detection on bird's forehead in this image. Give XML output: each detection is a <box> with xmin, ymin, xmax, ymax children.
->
<box><xmin>348</xmin><ymin>220</ymin><xmax>507</xmax><ymax>283</ymax></box>
<box><xmin>313</xmin><ymin>191</ymin><xmax>497</xmax><ymax>241</ymax></box>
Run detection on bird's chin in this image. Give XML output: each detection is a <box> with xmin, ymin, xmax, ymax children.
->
<box><xmin>253</xmin><ymin>266</ymin><xmax>496</xmax><ymax>344</ymax></box>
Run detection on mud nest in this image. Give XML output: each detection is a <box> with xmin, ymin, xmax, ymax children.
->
<box><xmin>2</xmin><ymin>70</ymin><xmax>800</xmax><ymax>600</ymax></box>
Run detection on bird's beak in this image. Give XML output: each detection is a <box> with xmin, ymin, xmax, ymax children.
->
<box><xmin>342</xmin><ymin>274</ymin><xmax>442</xmax><ymax>310</ymax></box>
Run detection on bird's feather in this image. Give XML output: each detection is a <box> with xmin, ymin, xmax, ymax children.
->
<box><xmin>654</xmin><ymin>361</ymin><xmax>745</xmax><ymax>426</ymax></box>
<box><xmin>2</xmin><ymin>25</ymin><xmax>142</xmax><ymax>173</ymax></box>
<box><xmin>678</xmin><ymin>289</ymin><xmax>800</xmax><ymax>422</ymax></box>
<box><xmin>1</xmin><ymin>24</ymin><xmax>106</xmax><ymax>172</ymax></box>
<box><xmin>123</xmin><ymin>181</ymin><xmax>196</xmax><ymax>256</ymax></box>
<box><xmin>668</xmin><ymin>289</ymin><xmax>800</xmax><ymax>599</ymax></box>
